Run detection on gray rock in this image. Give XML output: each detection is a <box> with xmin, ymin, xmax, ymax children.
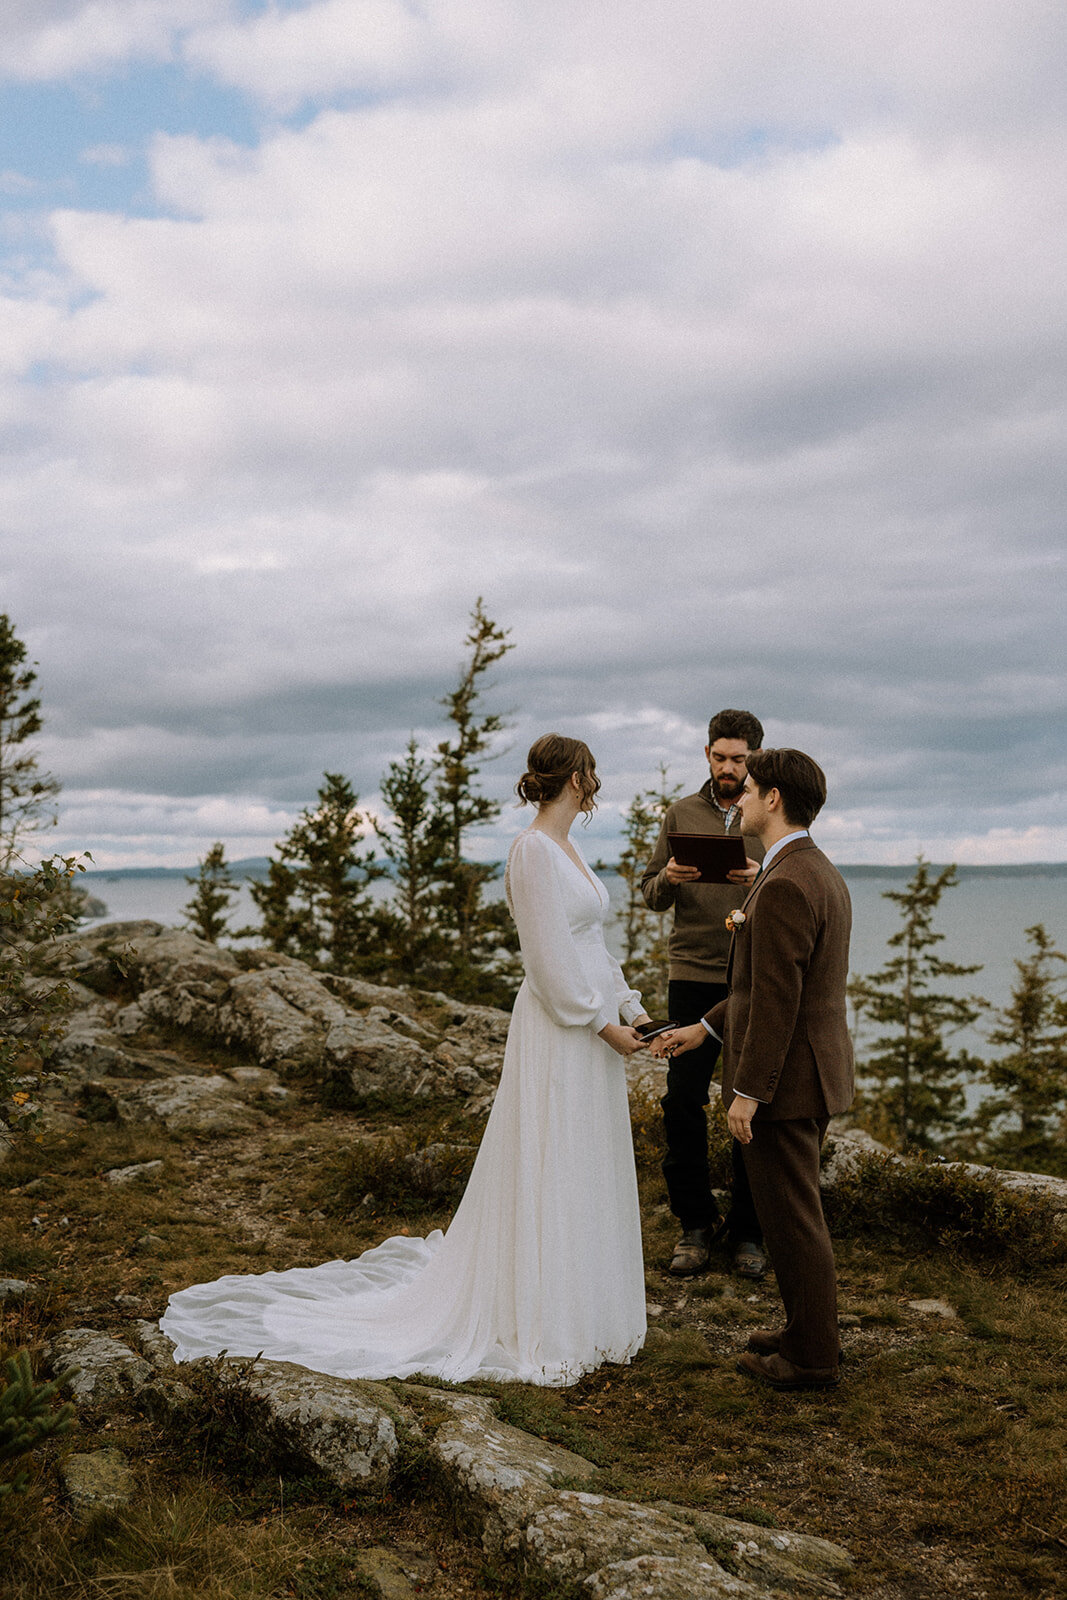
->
<box><xmin>104</xmin><ymin>1159</ymin><xmax>164</xmax><ymax>1186</ymax></box>
<box><xmin>86</xmin><ymin>1073</ymin><xmax>261</xmax><ymax>1134</ymax></box>
<box><xmin>214</xmin><ymin>1358</ymin><xmax>408</xmax><ymax>1491</ymax></box>
<box><xmin>656</xmin><ymin>1504</ymin><xmax>854</xmax><ymax>1595</ymax></box>
<box><xmin>60</xmin><ymin>1447</ymin><xmax>136</xmax><ymax>1520</ymax></box>
<box><xmin>324</xmin><ymin>1013</ymin><xmax>431</xmax><ymax>1096</ymax></box>
<box><xmin>352</xmin><ymin>1545</ymin><xmax>437</xmax><ymax>1599</ymax></box>
<box><xmin>583</xmin><ymin>1553</ymin><xmax>756</xmax><ymax>1599</ymax></box>
<box><xmin>0</xmin><ymin>1278</ymin><xmax>34</xmax><ymax>1302</ymax></box>
<box><xmin>907</xmin><ymin>1299</ymin><xmax>957</xmax><ymax>1319</ymax></box>
<box><xmin>133</xmin><ymin>1320</ymin><xmax>179</xmax><ymax>1373</ymax></box>
<box><xmin>48</xmin><ymin>1328</ymin><xmax>154</xmax><ymax>1405</ymax></box>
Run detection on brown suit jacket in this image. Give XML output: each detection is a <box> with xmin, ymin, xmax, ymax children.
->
<box><xmin>707</xmin><ymin>836</ymin><xmax>854</xmax><ymax>1120</ymax></box>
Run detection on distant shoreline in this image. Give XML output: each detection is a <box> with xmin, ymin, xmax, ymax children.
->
<box><xmin>80</xmin><ymin>859</ymin><xmax>1067</xmax><ymax>882</ymax></box>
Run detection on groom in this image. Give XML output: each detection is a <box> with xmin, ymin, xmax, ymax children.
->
<box><xmin>655</xmin><ymin>748</ymin><xmax>853</xmax><ymax>1390</ymax></box>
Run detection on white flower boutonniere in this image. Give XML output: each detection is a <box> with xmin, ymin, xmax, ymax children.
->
<box><xmin>725</xmin><ymin>909</ymin><xmax>746</xmax><ymax>932</ymax></box>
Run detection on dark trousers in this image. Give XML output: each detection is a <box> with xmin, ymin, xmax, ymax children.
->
<box><xmin>661</xmin><ymin>978</ymin><xmax>762</xmax><ymax>1243</ymax></box>
<box><xmin>741</xmin><ymin>1117</ymin><xmax>838</xmax><ymax>1369</ymax></box>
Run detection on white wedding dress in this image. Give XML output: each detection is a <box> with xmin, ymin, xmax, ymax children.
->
<box><xmin>160</xmin><ymin>828</ymin><xmax>647</xmax><ymax>1387</ymax></box>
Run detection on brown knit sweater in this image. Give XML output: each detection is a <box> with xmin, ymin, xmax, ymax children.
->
<box><xmin>640</xmin><ymin>780</ymin><xmax>765</xmax><ymax>984</ymax></box>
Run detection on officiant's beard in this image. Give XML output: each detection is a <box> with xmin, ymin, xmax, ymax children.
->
<box><xmin>712</xmin><ymin>774</ymin><xmax>745</xmax><ymax>804</ymax></box>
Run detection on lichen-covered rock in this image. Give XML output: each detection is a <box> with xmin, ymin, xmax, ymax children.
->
<box><xmin>60</xmin><ymin>1448</ymin><xmax>136</xmax><ymax>1519</ymax></box>
<box><xmin>213</xmin><ymin>1358</ymin><xmax>409</xmax><ymax>1491</ymax></box>
<box><xmin>48</xmin><ymin>1328</ymin><xmax>154</xmax><ymax>1405</ymax></box>
<box><xmin>39</xmin><ymin>920</ymin><xmax>511</xmax><ymax>1108</ymax></box>
<box><xmin>81</xmin><ymin>1073</ymin><xmax>262</xmax><ymax>1134</ymax></box>
<box><xmin>583</xmin><ymin>1553</ymin><xmax>757</xmax><ymax>1599</ymax></box>
<box><xmin>655</xmin><ymin>1504</ymin><xmax>854</xmax><ymax>1595</ymax></box>
<box><xmin>104</xmin><ymin>1159</ymin><xmax>164</xmax><ymax>1185</ymax></box>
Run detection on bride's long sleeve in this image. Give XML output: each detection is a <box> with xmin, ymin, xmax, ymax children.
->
<box><xmin>507</xmin><ymin>831</ymin><xmax>619</xmax><ymax>1033</ymax></box>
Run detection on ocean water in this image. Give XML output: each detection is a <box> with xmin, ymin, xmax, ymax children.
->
<box><xmin>80</xmin><ymin>868</ymin><xmax>1067</xmax><ymax>1062</ymax></box>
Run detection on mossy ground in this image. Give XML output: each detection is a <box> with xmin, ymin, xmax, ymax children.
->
<box><xmin>1</xmin><ymin>1035</ymin><xmax>1065</xmax><ymax>1599</ymax></box>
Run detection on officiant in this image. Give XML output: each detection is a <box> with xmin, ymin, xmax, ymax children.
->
<box><xmin>641</xmin><ymin>708</ymin><xmax>766</xmax><ymax>1278</ymax></box>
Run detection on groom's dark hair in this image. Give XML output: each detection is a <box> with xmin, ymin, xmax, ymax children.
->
<box><xmin>707</xmin><ymin>708</ymin><xmax>763</xmax><ymax>749</ymax></box>
<box><xmin>747</xmin><ymin>748</ymin><xmax>827</xmax><ymax>828</ymax></box>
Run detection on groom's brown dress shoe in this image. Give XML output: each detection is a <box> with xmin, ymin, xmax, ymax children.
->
<box><xmin>746</xmin><ymin>1328</ymin><xmax>782</xmax><ymax>1355</ymax></box>
<box><xmin>736</xmin><ymin>1351</ymin><xmax>840</xmax><ymax>1391</ymax></box>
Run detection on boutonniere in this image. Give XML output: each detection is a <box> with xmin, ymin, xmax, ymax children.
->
<box><xmin>725</xmin><ymin>909</ymin><xmax>746</xmax><ymax>932</ymax></box>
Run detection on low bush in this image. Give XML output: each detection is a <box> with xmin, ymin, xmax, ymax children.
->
<box><xmin>824</xmin><ymin>1147</ymin><xmax>1065</xmax><ymax>1268</ymax></box>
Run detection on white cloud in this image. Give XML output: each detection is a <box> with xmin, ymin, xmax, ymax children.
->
<box><xmin>0</xmin><ymin>0</ymin><xmax>1064</xmax><ymax>865</ymax></box>
<box><xmin>0</xmin><ymin>0</ymin><xmax>224</xmax><ymax>81</ymax></box>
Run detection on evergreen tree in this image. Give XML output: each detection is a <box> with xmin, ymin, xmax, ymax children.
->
<box><xmin>849</xmin><ymin>859</ymin><xmax>986</xmax><ymax>1150</ymax></box>
<box><xmin>250</xmin><ymin>773</ymin><xmax>387</xmax><ymax>973</ymax></box>
<box><xmin>430</xmin><ymin>599</ymin><xmax>519</xmax><ymax>1004</ymax></box>
<box><xmin>183</xmin><ymin>842</ymin><xmax>239</xmax><ymax>944</ymax></box>
<box><xmin>975</xmin><ymin>924</ymin><xmax>1067</xmax><ymax>1174</ymax></box>
<box><xmin>615</xmin><ymin>765</ymin><xmax>681</xmax><ymax>1018</ymax></box>
<box><xmin>0</xmin><ymin>1350</ymin><xmax>76</xmax><ymax>1497</ymax></box>
<box><xmin>0</xmin><ymin>615</ymin><xmax>60</xmax><ymax>870</ymax></box>
<box><xmin>1</xmin><ymin>855</ymin><xmax>85</xmax><ymax>1108</ymax></box>
<box><xmin>375</xmin><ymin>739</ymin><xmax>448</xmax><ymax>983</ymax></box>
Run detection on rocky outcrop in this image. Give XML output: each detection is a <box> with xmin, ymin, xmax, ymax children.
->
<box><xmin>49</xmin><ymin>1326</ymin><xmax>853</xmax><ymax>1600</ymax></box>
<box><xmin>36</xmin><ymin>923</ymin><xmax>510</xmax><ymax>1111</ymax></box>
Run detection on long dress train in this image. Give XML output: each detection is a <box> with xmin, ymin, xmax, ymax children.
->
<box><xmin>160</xmin><ymin>827</ymin><xmax>647</xmax><ymax>1387</ymax></box>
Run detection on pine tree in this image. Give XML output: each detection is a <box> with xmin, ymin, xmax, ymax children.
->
<box><xmin>375</xmin><ymin>739</ymin><xmax>448</xmax><ymax>983</ymax></box>
<box><xmin>1</xmin><ymin>855</ymin><xmax>85</xmax><ymax>1106</ymax></box>
<box><xmin>0</xmin><ymin>615</ymin><xmax>60</xmax><ymax>870</ymax></box>
<box><xmin>249</xmin><ymin>773</ymin><xmax>386</xmax><ymax>973</ymax></box>
<box><xmin>430</xmin><ymin>600</ymin><xmax>519</xmax><ymax>1004</ymax></box>
<box><xmin>615</xmin><ymin>766</ymin><xmax>681</xmax><ymax>1018</ymax></box>
<box><xmin>975</xmin><ymin>924</ymin><xmax>1067</xmax><ymax>1174</ymax></box>
<box><xmin>0</xmin><ymin>1350</ymin><xmax>76</xmax><ymax>1496</ymax></box>
<box><xmin>849</xmin><ymin>859</ymin><xmax>986</xmax><ymax>1150</ymax></box>
<box><xmin>183</xmin><ymin>842</ymin><xmax>238</xmax><ymax>944</ymax></box>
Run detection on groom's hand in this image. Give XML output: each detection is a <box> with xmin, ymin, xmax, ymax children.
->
<box><xmin>727</xmin><ymin>1094</ymin><xmax>759</xmax><ymax>1144</ymax></box>
<box><xmin>648</xmin><ymin>1022</ymin><xmax>705</xmax><ymax>1060</ymax></box>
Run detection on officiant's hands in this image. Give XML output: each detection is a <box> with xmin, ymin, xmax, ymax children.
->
<box><xmin>664</xmin><ymin>855</ymin><xmax>760</xmax><ymax>886</ymax></box>
<box><xmin>648</xmin><ymin>1023</ymin><xmax>706</xmax><ymax>1061</ymax></box>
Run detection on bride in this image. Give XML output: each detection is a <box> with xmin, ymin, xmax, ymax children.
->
<box><xmin>161</xmin><ymin>734</ymin><xmax>652</xmax><ymax>1387</ymax></box>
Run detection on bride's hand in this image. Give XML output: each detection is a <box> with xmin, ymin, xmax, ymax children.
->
<box><xmin>598</xmin><ymin>1023</ymin><xmax>647</xmax><ymax>1057</ymax></box>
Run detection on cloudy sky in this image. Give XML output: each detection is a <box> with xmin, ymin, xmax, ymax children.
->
<box><xmin>1</xmin><ymin>0</ymin><xmax>1064</xmax><ymax>871</ymax></box>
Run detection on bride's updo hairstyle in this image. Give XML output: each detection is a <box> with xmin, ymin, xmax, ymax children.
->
<box><xmin>516</xmin><ymin>733</ymin><xmax>601</xmax><ymax>813</ymax></box>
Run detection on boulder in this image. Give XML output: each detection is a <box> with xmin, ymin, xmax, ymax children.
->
<box><xmin>48</xmin><ymin>1328</ymin><xmax>154</xmax><ymax>1406</ymax></box>
<box><xmin>212</xmin><ymin>1358</ymin><xmax>410</xmax><ymax>1491</ymax></box>
<box><xmin>60</xmin><ymin>1448</ymin><xmax>136</xmax><ymax>1520</ymax></box>
<box><xmin>81</xmin><ymin>1073</ymin><xmax>262</xmax><ymax>1134</ymax></box>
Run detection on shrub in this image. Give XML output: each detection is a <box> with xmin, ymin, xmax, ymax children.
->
<box><xmin>823</xmin><ymin>1147</ymin><xmax>1065</xmax><ymax>1268</ymax></box>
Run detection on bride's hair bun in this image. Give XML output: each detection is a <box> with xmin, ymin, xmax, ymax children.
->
<box><xmin>516</xmin><ymin>733</ymin><xmax>601</xmax><ymax>812</ymax></box>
